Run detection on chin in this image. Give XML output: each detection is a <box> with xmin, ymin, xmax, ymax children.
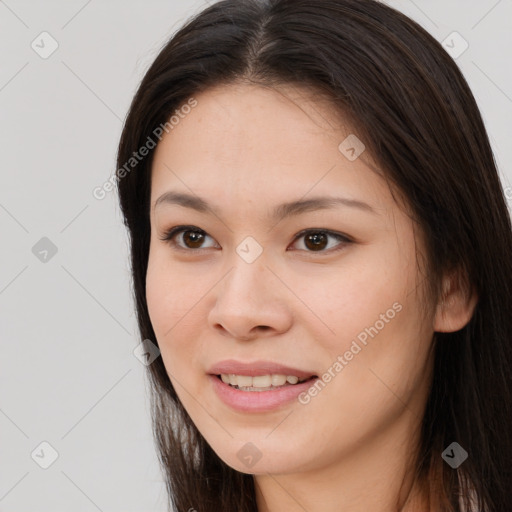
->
<box><xmin>206</xmin><ymin>435</ymin><xmax>308</xmax><ymax>475</ymax></box>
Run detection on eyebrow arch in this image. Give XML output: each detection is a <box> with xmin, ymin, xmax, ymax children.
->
<box><xmin>153</xmin><ymin>191</ymin><xmax>378</xmax><ymax>220</ymax></box>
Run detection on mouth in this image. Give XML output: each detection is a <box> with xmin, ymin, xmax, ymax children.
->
<box><xmin>208</xmin><ymin>372</ymin><xmax>319</xmax><ymax>412</ymax></box>
<box><xmin>207</xmin><ymin>360</ymin><xmax>319</xmax><ymax>411</ymax></box>
<box><xmin>213</xmin><ymin>373</ymin><xmax>318</xmax><ymax>392</ymax></box>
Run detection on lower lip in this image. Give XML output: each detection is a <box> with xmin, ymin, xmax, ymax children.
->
<box><xmin>208</xmin><ymin>374</ymin><xmax>318</xmax><ymax>413</ymax></box>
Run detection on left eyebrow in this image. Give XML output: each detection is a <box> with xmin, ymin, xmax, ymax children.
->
<box><xmin>153</xmin><ymin>191</ymin><xmax>379</xmax><ymax>220</ymax></box>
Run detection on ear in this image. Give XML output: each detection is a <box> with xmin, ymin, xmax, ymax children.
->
<box><xmin>433</xmin><ymin>268</ymin><xmax>478</xmax><ymax>333</ymax></box>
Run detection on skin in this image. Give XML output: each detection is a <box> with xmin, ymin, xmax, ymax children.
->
<box><xmin>146</xmin><ymin>82</ymin><xmax>477</xmax><ymax>512</ymax></box>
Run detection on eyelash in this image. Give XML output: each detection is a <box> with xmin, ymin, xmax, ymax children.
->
<box><xmin>158</xmin><ymin>225</ymin><xmax>353</xmax><ymax>255</ymax></box>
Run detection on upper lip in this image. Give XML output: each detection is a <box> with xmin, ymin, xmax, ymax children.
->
<box><xmin>208</xmin><ymin>359</ymin><xmax>318</xmax><ymax>379</ymax></box>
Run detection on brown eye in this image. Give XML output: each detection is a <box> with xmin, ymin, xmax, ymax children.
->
<box><xmin>159</xmin><ymin>226</ymin><xmax>218</xmax><ymax>251</ymax></box>
<box><xmin>303</xmin><ymin>232</ymin><xmax>329</xmax><ymax>251</ymax></box>
<box><xmin>181</xmin><ymin>230</ymin><xmax>206</xmax><ymax>249</ymax></box>
<box><xmin>291</xmin><ymin>229</ymin><xmax>352</xmax><ymax>254</ymax></box>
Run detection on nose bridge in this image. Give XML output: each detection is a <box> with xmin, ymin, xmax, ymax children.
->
<box><xmin>222</xmin><ymin>244</ymin><xmax>270</xmax><ymax>304</ymax></box>
<box><xmin>208</xmin><ymin>244</ymin><xmax>292</xmax><ymax>338</ymax></box>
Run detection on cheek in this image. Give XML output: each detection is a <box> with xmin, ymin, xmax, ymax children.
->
<box><xmin>313</xmin><ymin>278</ymin><xmax>431</xmax><ymax>421</ymax></box>
<box><xmin>295</xmin><ymin>246</ymin><xmax>418</xmax><ymax>357</ymax></box>
<box><xmin>300</xmin><ymin>242</ymin><xmax>430</xmax><ymax>411</ymax></box>
<box><xmin>146</xmin><ymin>247</ymin><xmax>211</xmax><ymax>332</ymax></box>
<box><xmin>146</xmin><ymin>253</ymin><xmax>200</xmax><ymax>371</ymax></box>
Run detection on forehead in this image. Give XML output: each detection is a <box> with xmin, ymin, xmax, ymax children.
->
<box><xmin>150</xmin><ymin>83</ymin><xmax>391</xmax><ymax>214</ymax></box>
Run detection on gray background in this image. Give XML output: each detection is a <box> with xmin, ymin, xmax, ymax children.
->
<box><xmin>0</xmin><ymin>1</ymin><xmax>511</xmax><ymax>511</ymax></box>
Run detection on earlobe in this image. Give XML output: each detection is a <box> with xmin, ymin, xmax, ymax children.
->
<box><xmin>433</xmin><ymin>271</ymin><xmax>478</xmax><ymax>333</ymax></box>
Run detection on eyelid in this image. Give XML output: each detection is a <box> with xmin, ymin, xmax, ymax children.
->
<box><xmin>159</xmin><ymin>224</ymin><xmax>354</xmax><ymax>255</ymax></box>
<box><xmin>289</xmin><ymin>228</ymin><xmax>353</xmax><ymax>254</ymax></box>
<box><xmin>158</xmin><ymin>225</ymin><xmax>219</xmax><ymax>250</ymax></box>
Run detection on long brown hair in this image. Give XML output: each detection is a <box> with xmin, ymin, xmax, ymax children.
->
<box><xmin>115</xmin><ymin>0</ymin><xmax>512</xmax><ymax>510</ymax></box>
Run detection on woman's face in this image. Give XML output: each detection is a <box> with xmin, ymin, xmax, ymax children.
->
<box><xmin>146</xmin><ymin>83</ymin><xmax>436</xmax><ymax>475</ymax></box>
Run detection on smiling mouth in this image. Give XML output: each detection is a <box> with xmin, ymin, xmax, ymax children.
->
<box><xmin>215</xmin><ymin>373</ymin><xmax>317</xmax><ymax>391</ymax></box>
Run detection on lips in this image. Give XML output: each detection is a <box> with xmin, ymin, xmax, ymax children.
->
<box><xmin>207</xmin><ymin>359</ymin><xmax>318</xmax><ymax>379</ymax></box>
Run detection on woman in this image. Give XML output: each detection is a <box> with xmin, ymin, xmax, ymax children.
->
<box><xmin>115</xmin><ymin>0</ymin><xmax>512</xmax><ymax>510</ymax></box>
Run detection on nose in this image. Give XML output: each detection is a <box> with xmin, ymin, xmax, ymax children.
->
<box><xmin>207</xmin><ymin>256</ymin><xmax>293</xmax><ymax>341</ymax></box>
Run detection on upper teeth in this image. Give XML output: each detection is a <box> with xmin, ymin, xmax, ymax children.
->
<box><xmin>220</xmin><ymin>374</ymin><xmax>307</xmax><ymax>387</ymax></box>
